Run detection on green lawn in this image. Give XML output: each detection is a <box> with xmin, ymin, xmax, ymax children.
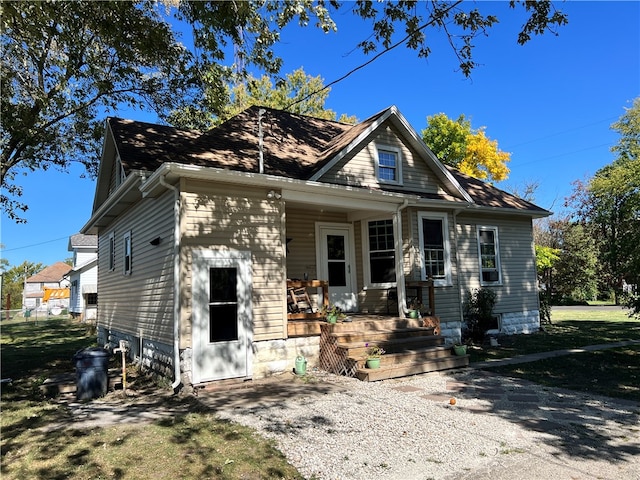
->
<box><xmin>1</xmin><ymin>318</ymin><xmax>304</xmax><ymax>480</ymax></box>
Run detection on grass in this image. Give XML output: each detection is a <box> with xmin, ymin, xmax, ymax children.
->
<box><xmin>1</xmin><ymin>317</ymin><xmax>304</xmax><ymax>480</ymax></box>
<box><xmin>470</xmin><ymin>306</ymin><xmax>640</xmax><ymax>401</ymax></box>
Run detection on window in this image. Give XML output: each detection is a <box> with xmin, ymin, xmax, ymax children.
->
<box><xmin>478</xmin><ymin>226</ymin><xmax>501</xmax><ymax>284</ymax></box>
<box><xmin>418</xmin><ymin>212</ymin><xmax>451</xmax><ymax>285</ymax></box>
<box><xmin>123</xmin><ymin>231</ymin><xmax>132</xmax><ymax>274</ymax></box>
<box><xmin>375</xmin><ymin>145</ymin><xmax>402</xmax><ymax>184</ymax></box>
<box><xmin>86</xmin><ymin>293</ymin><xmax>98</xmax><ymax>306</ymax></box>
<box><xmin>108</xmin><ymin>233</ymin><xmax>115</xmax><ymax>271</ymax></box>
<box><xmin>366</xmin><ymin>219</ymin><xmax>396</xmax><ymax>285</ymax></box>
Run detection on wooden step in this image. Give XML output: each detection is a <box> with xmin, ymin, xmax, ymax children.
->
<box><xmin>331</xmin><ymin>327</ymin><xmax>436</xmax><ymax>344</ymax></box>
<box><xmin>356</xmin><ymin>355</ymin><xmax>470</xmax><ymax>381</ymax></box>
<box><xmin>337</xmin><ymin>334</ymin><xmax>445</xmax><ymax>357</ymax></box>
<box><xmin>349</xmin><ymin>345</ymin><xmax>456</xmax><ymax>367</ymax></box>
<box><xmin>328</xmin><ymin>316</ymin><xmax>428</xmax><ymax>332</ymax></box>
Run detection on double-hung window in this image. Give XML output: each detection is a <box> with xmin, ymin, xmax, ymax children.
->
<box><xmin>375</xmin><ymin>145</ymin><xmax>402</xmax><ymax>185</ymax></box>
<box><xmin>478</xmin><ymin>226</ymin><xmax>501</xmax><ymax>284</ymax></box>
<box><xmin>365</xmin><ymin>219</ymin><xmax>396</xmax><ymax>286</ymax></box>
<box><xmin>418</xmin><ymin>212</ymin><xmax>451</xmax><ymax>286</ymax></box>
<box><xmin>123</xmin><ymin>231</ymin><xmax>132</xmax><ymax>275</ymax></box>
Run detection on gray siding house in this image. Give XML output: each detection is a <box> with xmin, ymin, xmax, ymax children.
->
<box><xmin>81</xmin><ymin>105</ymin><xmax>549</xmax><ymax>390</ymax></box>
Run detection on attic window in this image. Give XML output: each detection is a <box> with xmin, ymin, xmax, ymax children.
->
<box><xmin>375</xmin><ymin>145</ymin><xmax>402</xmax><ymax>185</ymax></box>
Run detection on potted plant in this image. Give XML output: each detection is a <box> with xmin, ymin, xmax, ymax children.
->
<box><xmin>322</xmin><ymin>304</ymin><xmax>346</xmax><ymax>324</ymax></box>
<box><xmin>364</xmin><ymin>343</ymin><xmax>385</xmax><ymax>369</ymax></box>
<box><xmin>406</xmin><ymin>301</ymin><xmax>422</xmax><ymax>319</ymax></box>
<box><xmin>452</xmin><ymin>342</ymin><xmax>468</xmax><ymax>356</ymax></box>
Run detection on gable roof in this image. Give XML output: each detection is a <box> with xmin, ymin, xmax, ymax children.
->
<box><xmin>27</xmin><ymin>262</ymin><xmax>72</xmax><ymax>283</ymax></box>
<box><xmin>100</xmin><ymin>105</ymin><xmax>549</xmax><ymax>217</ymax></box>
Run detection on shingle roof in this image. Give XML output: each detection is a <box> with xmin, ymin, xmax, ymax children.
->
<box><xmin>109</xmin><ymin>106</ymin><xmax>352</xmax><ymax>179</ymax></box>
<box><xmin>447</xmin><ymin>167</ymin><xmax>549</xmax><ymax>214</ymax></box>
<box><xmin>107</xmin><ymin>106</ymin><xmax>548</xmax><ymax>215</ymax></box>
<box><xmin>68</xmin><ymin>233</ymin><xmax>98</xmax><ymax>249</ymax></box>
<box><xmin>27</xmin><ymin>262</ymin><xmax>72</xmax><ymax>283</ymax></box>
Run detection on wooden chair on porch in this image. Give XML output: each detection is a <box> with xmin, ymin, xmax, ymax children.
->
<box><xmin>287</xmin><ymin>287</ymin><xmax>315</xmax><ymax>314</ymax></box>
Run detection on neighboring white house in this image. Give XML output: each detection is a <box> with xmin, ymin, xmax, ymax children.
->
<box><xmin>66</xmin><ymin>233</ymin><xmax>98</xmax><ymax>321</ymax></box>
<box><xmin>23</xmin><ymin>262</ymin><xmax>72</xmax><ymax>312</ymax></box>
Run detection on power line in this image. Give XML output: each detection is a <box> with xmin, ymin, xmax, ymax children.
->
<box><xmin>1</xmin><ymin>236</ymin><xmax>69</xmax><ymax>253</ymax></box>
<box><xmin>284</xmin><ymin>1</ymin><xmax>463</xmax><ymax>111</ymax></box>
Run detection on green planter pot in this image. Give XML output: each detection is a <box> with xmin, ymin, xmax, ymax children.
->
<box><xmin>366</xmin><ymin>358</ymin><xmax>381</xmax><ymax>369</ymax></box>
<box><xmin>453</xmin><ymin>344</ymin><xmax>467</xmax><ymax>356</ymax></box>
<box><xmin>326</xmin><ymin>314</ymin><xmax>338</xmax><ymax>324</ymax></box>
<box><xmin>408</xmin><ymin>309</ymin><xmax>419</xmax><ymax>319</ymax></box>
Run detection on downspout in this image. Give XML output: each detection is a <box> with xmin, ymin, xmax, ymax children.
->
<box><xmin>394</xmin><ymin>199</ymin><xmax>410</xmax><ymax>316</ymax></box>
<box><xmin>159</xmin><ymin>174</ymin><xmax>182</xmax><ymax>391</ymax></box>
<box><xmin>453</xmin><ymin>208</ymin><xmax>464</xmax><ymax>343</ymax></box>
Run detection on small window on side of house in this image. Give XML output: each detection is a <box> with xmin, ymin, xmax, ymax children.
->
<box><xmin>478</xmin><ymin>226</ymin><xmax>501</xmax><ymax>284</ymax></box>
<box><xmin>417</xmin><ymin>212</ymin><xmax>452</xmax><ymax>286</ymax></box>
<box><xmin>123</xmin><ymin>231</ymin><xmax>132</xmax><ymax>275</ymax></box>
<box><xmin>108</xmin><ymin>233</ymin><xmax>115</xmax><ymax>271</ymax></box>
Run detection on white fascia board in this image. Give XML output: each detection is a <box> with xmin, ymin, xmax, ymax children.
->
<box><xmin>80</xmin><ymin>171</ymin><xmax>145</xmax><ymax>234</ymax></box>
<box><xmin>388</xmin><ymin>108</ymin><xmax>474</xmax><ymax>204</ymax></box>
<box><xmin>141</xmin><ymin>162</ymin><xmax>412</xmax><ymax>212</ymax></box>
<box><xmin>308</xmin><ymin>107</ymin><xmax>395</xmax><ymax>182</ymax></box>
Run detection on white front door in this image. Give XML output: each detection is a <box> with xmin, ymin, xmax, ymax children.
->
<box><xmin>192</xmin><ymin>249</ymin><xmax>252</xmax><ymax>384</ymax></box>
<box><xmin>317</xmin><ymin>224</ymin><xmax>357</xmax><ymax>311</ymax></box>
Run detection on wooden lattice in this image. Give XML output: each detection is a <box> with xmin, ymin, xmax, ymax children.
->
<box><xmin>319</xmin><ymin>324</ymin><xmax>358</xmax><ymax>377</ymax></box>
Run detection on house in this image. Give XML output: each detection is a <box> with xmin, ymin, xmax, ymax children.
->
<box><xmin>81</xmin><ymin>105</ymin><xmax>549</xmax><ymax>390</ymax></box>
<box><xmin>23</xmin><ymin>262</ymin><xmax>72</xmax><ymax>313</ymax></box>
<box><xmin>66</xmin><ymin>233</ymin><xmax>98</xmax><ymax>321</ymax></box>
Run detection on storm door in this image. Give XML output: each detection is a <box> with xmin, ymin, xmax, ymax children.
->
<box><xmin>192</xmin><ymin>250</ymin><xmax>252</xmax><ymax>383</ymax></box>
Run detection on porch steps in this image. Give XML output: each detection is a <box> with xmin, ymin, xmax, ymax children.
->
<box><xmin>355</xmin><ymin>354</ymin><xmax>470</xmax><ymax>382</ymax></box>
<box><xmin>319</xmin><ymin>315</ymin><xmax>469</xmax><ymax>381</ymax></box>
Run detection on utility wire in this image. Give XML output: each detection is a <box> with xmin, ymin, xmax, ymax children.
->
<box><xmin>284</xmin><ymin>1</ymin><xmax>463</xmax><ymax>111</ymax></box>
<box><xmin>1</xmin><ymin>236</ymin><xmax>69</xmax><ymax>253</ymax></box>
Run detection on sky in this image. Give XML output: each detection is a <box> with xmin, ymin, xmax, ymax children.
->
<box><xmin>1</xmin><ymin>1</ymin><xmax>639</xmax><ymax>269</ymax></box>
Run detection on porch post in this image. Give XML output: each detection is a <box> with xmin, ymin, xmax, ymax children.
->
<box><xmin>393</xmin><ymin>202</ymin><xmax>408</xmax><ymax>317</ymax></box>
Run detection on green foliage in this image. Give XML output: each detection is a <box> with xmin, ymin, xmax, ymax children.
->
<box><xmin>169</xmin><ymin>67</ymin><xmax>357</xmax><ymax>129</ymax></box>
<box><xmin>463</xmin><ymin>287</ymin><xmax>497</xmax><ymax>342</ymax></box>
<box><xmin>2</xmin><ymin>0</ymin><xmax>568</xmax><ymax>222</ymax></box>
<box><xmin>421</xmin><ymin>113</ymin><xmax>510</xmax><ymax>182</ymax></box>
<box><xmin>1</xmin><ymin>261</ymin><xmax>44</xmax><ymax>310</ymax></box>
<box><xmin>554</xmin><ymin>223</ymin><xmax>599</xmax><ymax>303</ymax></box>
<box><xmin>535</xmin><ymin>245</ymin><xmax>560</xmax><ymax>273</ymax></box>
<box><xmin>567</xmin><ymin>98</ymin><xmax>640</xmax><ymax>306</ymax></box>
<box><xmin>1</xmin><ymin>0</ymin><xmax>191</xmax><ymax>222</ymax></box>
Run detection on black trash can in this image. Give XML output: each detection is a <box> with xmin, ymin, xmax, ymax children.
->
<box><xmin>73</xmin><ymin>347</ymin><xmax>111</xmax><ymax>400</ymax></box>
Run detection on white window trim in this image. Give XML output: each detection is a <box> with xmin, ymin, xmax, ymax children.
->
<box><xmin>477</xmin><ymin>225</ymin><xmax>502</xmax><ymax>285</ymax></box>
<box><xmin>108</xmin><ymin>232</ymin><xmax>115</xmax><ymax>272</ymax></box>
<box><xmin>374</xmin><ymin>143</ymin><xmax>403</xmax><ymax>186</ymax></box>
<box><xmin>417</xmin><ymin>212</ymin><xmax>452</xmax><ymax>287</ymax></box>
<box><xmin>123</xmin><ymin>231</ymin><xmax>132</xmax><ymax>275</ymax></box>
<box><xmin>361</xmin><ymin>217</ymin><xmax>397</xmax><ymax>289</ymax></box>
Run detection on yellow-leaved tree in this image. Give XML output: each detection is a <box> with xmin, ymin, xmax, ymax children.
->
<box><xmin>421</xmin><ymin>113</ymin><xmax>510</xmax><ymax>182</ymax></box>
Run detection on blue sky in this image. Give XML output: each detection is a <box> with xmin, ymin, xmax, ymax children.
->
<box><xmin>1</xmin><ymin>1</ymin><xmax>639</xmax><ymax>269</ymax></box>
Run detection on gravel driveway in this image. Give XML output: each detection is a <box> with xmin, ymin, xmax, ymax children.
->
<box><xmin>198</xmin><ymin>369</ymin><xmax>640</xmax><ymax>480</ymax></box>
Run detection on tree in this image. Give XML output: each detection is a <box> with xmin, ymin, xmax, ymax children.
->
<box><xmin>169</xmin><ymin>67</ymin><xmax>357</xmax><ymax>129</ymax></box>
<box><xmin>421</xmin><ymin>113</ymin><xmax>510</xmax><ymax>181</ymax></box>
<box><xmin>567</xmin><ymin>99</ymin><xmax>640</xmax><ymax>305</ymax></box>
<box><xmin>2</xmin><ymin>0</ymin><xmax>567</xmax><ymax>221</ymax></box>
<box><xmin>553</xmin><ymin>223</ymin><xmax>599</xmax><ymax>304</ymax></box>
<box><xmin>1</xmin><ymin>261</ymin><xmax>44</xmax><ymax>310</ymax></box>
